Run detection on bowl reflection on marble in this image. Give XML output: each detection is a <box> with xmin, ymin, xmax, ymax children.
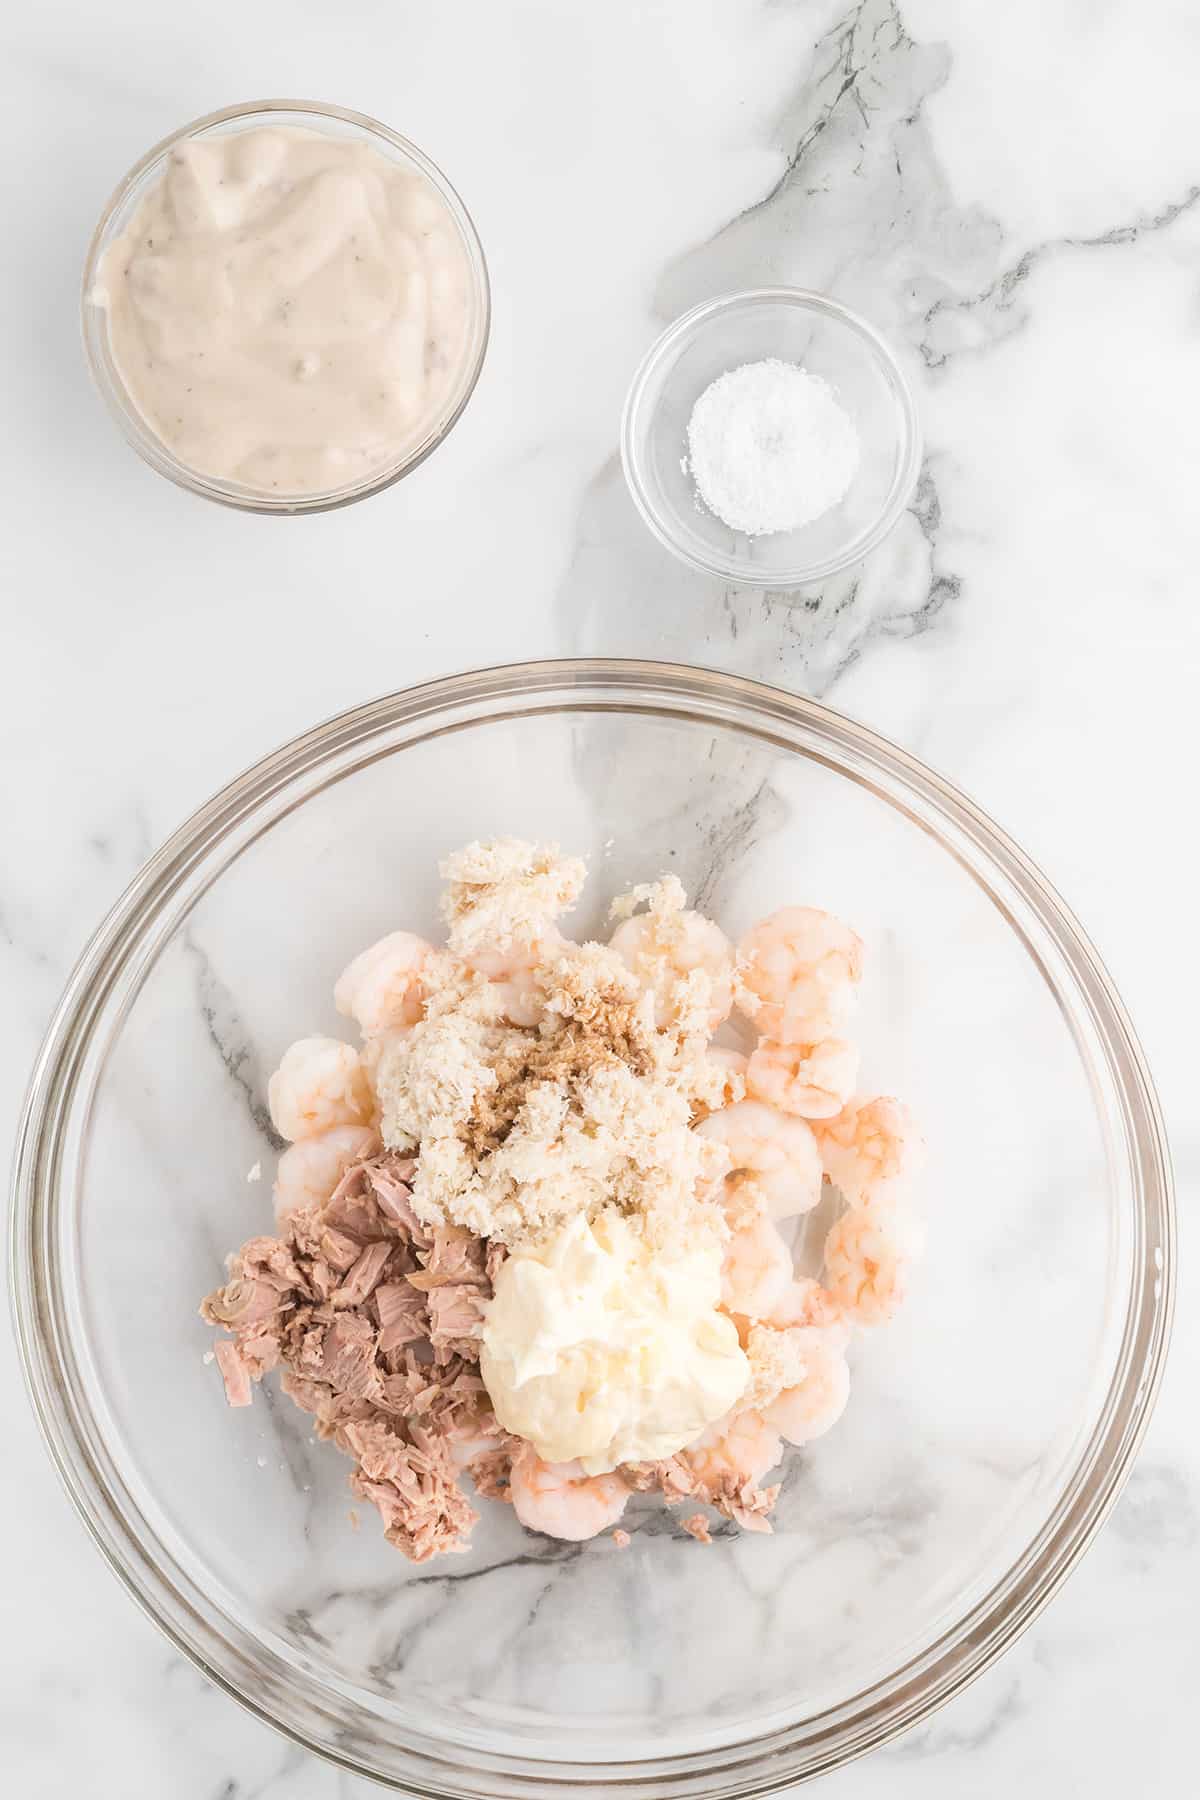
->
<box><xmin>10</xmin><ymin>661</ymin><xmax>1173</xmax><ymax>1796</ymax></box>
<box><xmin>621</xmin><ymin>289</ymin><xmax>921</xmax><ymax>586</ymax></box>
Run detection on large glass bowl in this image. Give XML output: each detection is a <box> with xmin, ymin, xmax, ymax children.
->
<box><xmin>9</xmin><ymin>660</ymin><xmax>1173</xmax><ymax>1795</ymax></box>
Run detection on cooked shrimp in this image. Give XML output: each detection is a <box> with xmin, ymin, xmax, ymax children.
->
<box><xmin>681</xmin><ymin>1408</ymin><xmax>782</xmax><ymax>1490</ymax></box>
<box><xmin>720</xmin><ymin>1211</ymin><xmax>794</xmax><ymax>1319</ymax></box>
<box><xmin>272</xmin><ymin>1123</ymin><xmax>379</xmax><ymax>1218</ymax></box>
<box><xmin>508</xmin><ymin>1447</ymin><xmax>629</xmax><ymax>1542</ymax></box>
<box><xmin>334</xmin><ymin>931</ymin><xmax>433</xmax><ymax>1038</ymax></box>
<box><xmin>468</xmin><ymin>931</ymin><xmax>561</xmax><ymax>1028</ymax></box>
<box><xmin>610</xmin><ymin>898</ymin><xmax>734</xmax><ymax>1029</ymax></box>
<box><xmin>814</xmin><ymin>1095</ymin><xmax>923</xmax><ymax>1211</ymax></box>
<box><xmin>759</xmin><ymin>1326</ymin><xmax>851</xmax><ymax>1446</ymax></box>
<box><xmin>736</xmin><ymin>906</ymin><xmax>864</xmax><ymax>1043</ymax></box>
<box><xmin>696</xmin><ymin>1099</ymin><xmax>822</xmax><ymax>1220</ymax></box>
<box><xmin>447</xmin><ymin>1426</ymin><xmax>505</xmax><ymax>1472</ymax></box>
<box><xmin>267</xmin><ymin>1037</ymin><xmax>373</xmax><ymax>1142</ymax></box>
<box><xmin>823</xmin><ymin>1206</ymin><xmax>922</xmax><ymax>1326</ymax></box>
<box><xmin>746</xmin><ymin>1037</ymin><xmax>859</xmax><ymax>1121</ymax></box>
<box><xmin>767</xmin><ymin>1277</ymin><xmax>845</xmax><ymax>1331</ymax></box>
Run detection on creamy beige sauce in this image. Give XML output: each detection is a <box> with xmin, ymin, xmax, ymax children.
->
<box><xmin>94</xmin><ymin>127</ymin><xmax>474</xmax><ymax>495</ymax></box>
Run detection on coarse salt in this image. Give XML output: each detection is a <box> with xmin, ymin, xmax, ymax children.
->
<box><xmin>685</xmin><ymin>359</ymin><xmax>859</xmax><ymax>537</ymax></box>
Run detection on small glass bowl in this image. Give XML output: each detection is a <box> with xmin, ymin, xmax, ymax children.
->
<box><xmin>621</xmin><ymin>289</ymin><xmax>921</xmax><ymax>586</ymax></box>
<box><xmin>80</xmin><ymin>100</ymin><xmax>491</xmax><ymax>515</ymax></box>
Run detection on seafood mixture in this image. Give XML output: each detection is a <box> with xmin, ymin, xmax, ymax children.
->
<box><xmin>202</xmin><ymin>840</ymin><xmax>923</xmax><ymax>1560</ymax></box>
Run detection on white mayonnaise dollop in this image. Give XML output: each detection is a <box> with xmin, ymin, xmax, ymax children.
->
<box><xmin>480</xmin><ymin>1208</ymin><xmax>748</xmax><ymax>1475</ymax></box>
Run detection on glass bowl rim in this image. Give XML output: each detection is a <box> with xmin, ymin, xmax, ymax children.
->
<box><xmin>8</xmin><ymin>657</ymin><xmax>1175</xmax><ymax>1795</ymax></box>
<box><xmin>79</xmin><ymin>97</ymin><xmax>492</xmax><ymax>516</ymax></box>
<box><xmin>620</xmin><ymin>288</ymin><xmax>923</xmax><ymax>586</ymax></box>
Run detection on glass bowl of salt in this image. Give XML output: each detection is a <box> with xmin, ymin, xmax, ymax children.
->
<box><xmin>621</xmin><ymin>288</ymin><xmax>921</xmax><ymax>587</ymax></box>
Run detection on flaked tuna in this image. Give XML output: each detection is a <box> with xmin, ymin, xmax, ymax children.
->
<box><xmin>201</xmin><ymin>1149</ymin><xmax>506</xmax><ymax>1561</ymax></box>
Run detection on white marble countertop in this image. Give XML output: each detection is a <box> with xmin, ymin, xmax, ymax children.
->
<box><xmin>4</xmin><ymin>1</ymin><xmax>1198</xmax><ymax>1793</ymax></box>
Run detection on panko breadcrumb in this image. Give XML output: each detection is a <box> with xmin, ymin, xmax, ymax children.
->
<box><xmin>377</xmin><ymin>851</ymin><xmax>733</xmax><ymax>1250</ymax></box>
<box><xmin>607</xmin><ymin>871</ymin><xmax>688</xmax><ymax>925</ymax></box>
<box><xmin>742</xmin><ymin>1322</ymin><xmax>810</xmax><ymax>1415</ymax></box>
<box><xmin>439</xmin><ymin>838</ymin><xmax>586</xmax><ymax>954</ymax></box>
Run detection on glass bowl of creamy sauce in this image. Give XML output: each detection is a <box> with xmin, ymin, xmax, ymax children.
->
<box><xmin>82</xmin><ymin>100</ymin><xmax>490</xmax><ymax>513</ymax></box>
